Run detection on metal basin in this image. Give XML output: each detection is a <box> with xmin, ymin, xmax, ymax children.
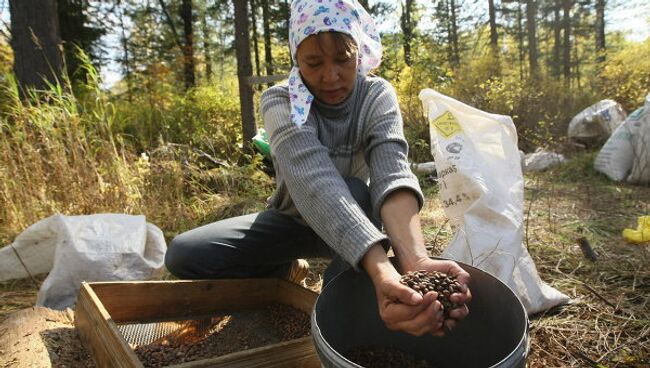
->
<box><xmin>311</xmin><ymin>259</ymin><xmax>529</xmax><ymax>368</ymax></box>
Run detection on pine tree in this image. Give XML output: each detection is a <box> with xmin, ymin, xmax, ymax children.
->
<box><xmin>9</xmin><ymin>0</ymin><xmax>64</xmax><ymax>93</ymax></box>
<box><xmin>57</xmin><ymin>0</ymin><xmax>104</xmax><ymax>83</ymax></box>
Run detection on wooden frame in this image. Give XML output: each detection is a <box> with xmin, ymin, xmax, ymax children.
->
<box><xmin>75</xmin><ymin>279</ymin><xmax>320</xmax><ymax>368</ymax></box>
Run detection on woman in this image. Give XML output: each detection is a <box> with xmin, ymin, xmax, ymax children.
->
<box><xmin>166</xmin><ymin>0</ymin><xmax>471</xmax><ymax>337</ymax></box>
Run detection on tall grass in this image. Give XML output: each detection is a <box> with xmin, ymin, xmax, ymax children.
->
<box><xmin>0</xmin><ymin>55</ymin><xmax>273</xmax><ymax>245</ymax></box>
<box><xmin>0</xmin><ymin>65</ymin><xmax>135</xmax><ymax>242</ymax></box>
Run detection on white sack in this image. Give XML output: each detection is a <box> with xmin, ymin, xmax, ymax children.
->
<box><xmin>0</xmin><ymin>214</ymin><xmax>166</xmax><ymax>310</ymax></box>
<box><xmin>594</xmin><ymin>110</ymin><xmax>638</xmax><ymax>181</ymax></box>
<box><xmin>626</xmin><ymin>94</ymin><xmax>650</xmax><ymax>185</ymax></box>
<box><xmin>419</xmin><ymin>89</ymin><xmax>569</xmax><ymax>315</ymax></box>
<box><xmin>524</xmin><ymin>150</ymin><xmax>567</xmax><ymax>172</ymax></box>
<box><xmin>0</xmin><ymin>218</ymin><xmax>61</xmax><ymax>281</ymax></box>
<box><xmin>594</xmin><ymin>94</ymin><xmax>650</xmax><ymax>183</ymax></box>
<box><xmin>568</xmin><ymin>99</ymin><xmax>626</xmax><ymax>142</ymax></box>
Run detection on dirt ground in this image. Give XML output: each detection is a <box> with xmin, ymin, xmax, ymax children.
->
<box><xmin>0</xmin><ymin>307</ymin><xmax>94</xmax><ymax>368</ymax></box>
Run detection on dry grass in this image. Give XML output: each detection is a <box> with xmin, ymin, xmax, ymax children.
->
<box><xmin>0</xmin><ymin>66</ymin><xmax>272</xmax><ymax>246</ymax></box>
<box><xmin>0</xmin><ymin>74</ymin><xmax>153</xmax><ymax>245</ymax></box>
<box><xmin>520</xmin><ymin>165</ymin><xmax>650</xmax><ymax>368</ymax></box>
<box><xmin>1</xmin><ymin>152</ymin><xmax>649</xmax><ymax>367</ymax></box>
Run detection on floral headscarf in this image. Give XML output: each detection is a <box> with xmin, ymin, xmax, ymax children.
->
<box><xmin>288</xmin><ymin>0</ymin><xmax>382</xmax><ymax>127</ymax></box>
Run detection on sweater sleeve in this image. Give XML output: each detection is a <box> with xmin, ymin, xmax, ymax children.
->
<box><xmin>363</xmin><ymin>79</ymin><xmax>425</xmax><ymax>222</ymax></box>
<box><xmin>261</xmin><ymin>86</ymin><xmax>388</xmax><ymax>270</ymax></box>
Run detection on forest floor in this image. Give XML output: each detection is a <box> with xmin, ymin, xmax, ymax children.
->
<box><xmin>1</xmin><ymin>151</ymin><xmax>649</xmax><ymax>367</ymax></box>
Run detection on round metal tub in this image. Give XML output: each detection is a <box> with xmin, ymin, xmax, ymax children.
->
<box><xmin>312</xmin><ymin>260</ymin><xmax>529</xmax><ymax>368</ymax></box>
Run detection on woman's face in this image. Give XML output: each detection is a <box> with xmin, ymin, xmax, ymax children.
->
<box><xmin>296</xmin><ymin>33</ymin><xmax>358</xmax><ymax>105</ymax></box>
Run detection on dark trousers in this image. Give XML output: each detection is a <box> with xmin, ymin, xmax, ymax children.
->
<box><xmin>165</xmin><ymin>177</ymin><xmax>380</xmax><ymax>285</ymax></box>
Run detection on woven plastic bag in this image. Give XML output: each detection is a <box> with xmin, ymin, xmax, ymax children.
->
<box><xmin>419</xmin><ymin>89</ymin><xmax>569</xmax><ymax>315</ymax></box>
<box><xmin>0</xmin><ymin>214</ymin><xmax>166</xmax><ymax>310</ymax></box>
<box><xmin>626</xmin><ymin>94</ymin><xmax>650</xmax><ymax>185</ymax></box>
<box><xmin>595</xmin><ymin>94</ymin><xmax>650</xmax><ymax>184</ymax></box>
<box><xmin>568</xmin><ymin>99</ymin><xmax>626</xmax><ymax>144</ymax></box>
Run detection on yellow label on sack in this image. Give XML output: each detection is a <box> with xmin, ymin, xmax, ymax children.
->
<box><xmin>431</xmin><ymin>111</ymin><xmax>462</xmax><ymax>138</ymax></box>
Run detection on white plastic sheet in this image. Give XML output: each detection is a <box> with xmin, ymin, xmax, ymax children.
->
<box><xmin>0</xmin><ymin>214</ymin><xmax>166</xmax><ymax>310</ymax></box>
<box><xmin>419</xmin><ymin>89</ymin><xmax>569</xmax><ymax>315</ymax></box>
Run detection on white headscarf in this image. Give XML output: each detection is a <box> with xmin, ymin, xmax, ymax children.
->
<box><xmin>288</xmin><ymin>0</ymin><xmax>382</xmax><ymax>127</ymax></box>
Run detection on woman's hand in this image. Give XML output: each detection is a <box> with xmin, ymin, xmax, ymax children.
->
<box><xmin>373</xmin><ymin>268</ymin><xmax>447</xmax><ymax>336</ymax></box>
<box><xmin>377</xmin><ymin>189</ymin><xmax>472</xmax><ymax>334</ymax></box>
<box><xmin>402</xmin><ymin>257</ymin><xmax>472</xmax><ymax>332</ymax></box>
<box><xmin>362</xmin><ymin>190</ymin><xmax>471</xmax><ymax>336</ymax></box>
<box><xmin>362</xmin><ymin>245</ymin><xmax>447</xmax><ymax>336</ymax></box>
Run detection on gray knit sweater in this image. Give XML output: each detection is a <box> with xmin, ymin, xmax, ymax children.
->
<box><xmin>260</xmin><ymin>75</ymin><xmax>424</xmax><ymax>269</ymax></box>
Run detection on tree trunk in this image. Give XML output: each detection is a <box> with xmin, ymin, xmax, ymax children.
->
<box><xmin>261</xmin><ymin>0</ymin><xmax>274</xmax><ymax>85</ymax></box>
<box><xmin>217</xmin><ymin>8</ymin><xmax>226</xmax><ymax>81</ymax></box>
<box><xmin>574</xmin><ymin>35</ymin><xmax>580</xmax><ymax>88</ymax></box>
<box><xmin>119</xmin><ymin>4</ymin><xmax>131</xmax><ymax>100</ymax></box>
<box><xmin>400</xmin><ymin>0</ymin><xmax>414</xmax><ymax>66</ymax></box>
<box><xmin>180</xmin><ymin>0</ymin><xmax>195</xmax><ymax>89</ymax></box>
<box><xmin>562</xmin><ymin>0</ymin><xmax>572</xmax><ymax>85</ymax></box>
<box><xmin>283</xmin><ymin>0</ymin><xmax>290</xmax><ymax>40</ymax></box>
<box><xmin>202</xmin><ymin>9</ymin><xmax>212</xmax><ymax>82</ymax></box>
<box><xmin>440</xmin><ymin>0</ymin><xmax>451</xmax><ymax>64</ymax></box>
<box><xmin>526</xmin><ymin>0</ymin><xmax>539</xmax><ymax>75</ymax></box>
<box><xmin>250</xmin><ymin>0</ymin><xmax>261</xmax><ymax>80</ymax></box>
<box><xmin>516</xmin><ymin>2</ymin><xmax>525</xmax><ymax>80</ymax></box>
<box><xmin>552</xmin><ymin>0</ymin><xmax>561</xmax><ymax>78</ymax></box>
<box><xmin>488</xmin><ymin>0</ymin><xmax>498</xmax><ymax>52</ymax></box>
<box><xmin>233</xmin><ymin>0</ymin><xmax>256</xmax><ymax>149</ymax></box>
<box><xmin>9</xmin><ymin>0</ymin><xmax>63</xmax><ymax>94</ymax></box>
<box><xmin>358</xmin><ymin>0</ymin><xmax>370</xmax><ymax>11</ymax></box>
<box><xmin>486</xmin><ymin>0</ymin><xmax>501</xmax><ymax>77</ymax></box>
<box><xmin>595</xmin><ymin>0</ymin><xmax>606</xmax><ymax>63</ymax></box>
<box><xmin>449</xmin><ymin>0</ymin><xmax>459</xmax><ymax>67</ymax></box>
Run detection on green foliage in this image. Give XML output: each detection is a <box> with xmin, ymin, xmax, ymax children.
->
<box><xmin>539</xmin><ymin>150</ymin><xmax>610</xmax><ymax>184</ymax></box>
<box><xmin>390</xmin><ymin>43</ymin><xmax>645</xmax><ymax>154</ymax></box>
<box><xmin>392</xmin><ymin>65</ymin><xmax>446</xmax><ymax>163</ymax></box>
<box><xmin>376</xmin><ymin>34</ymin><xmax>406</xmax><ymax>81</ymax></box>
<box><xmin>386</xmin><ymin>33</ymin><xmax>451</xmax><ymax>162</ymax></box>
<box><xmin>0</xmin><ymin>41</ymin><xmax>12</xmax><ymax>76</ymax></box>
<box><xmin>451</xmin><ymin>73</ymin><xmax>594</xmax><ymax>151</ymax></box>
<box><xmin>110</xmin><ymin>69</ymin><xmax>243</xmax><ymax>159</ymax></box>
<box><xmin>270</xmin><ymin>41</ymin><xmax>293</xmax><ymax>75</ymax></box>
<box><xmin>0</xmin><ymin>42</ymin><xmax>16</xmax><ymax>115</ymax></box>
<box><xmin>462</xmin><ymin>58</ymin><xmax>573</xmax><ymax>150</ymax></box>
<box><xmin>597</xmin><ymin>38</ymin><xmax>650</xmax><ymax>112</ymax></box>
